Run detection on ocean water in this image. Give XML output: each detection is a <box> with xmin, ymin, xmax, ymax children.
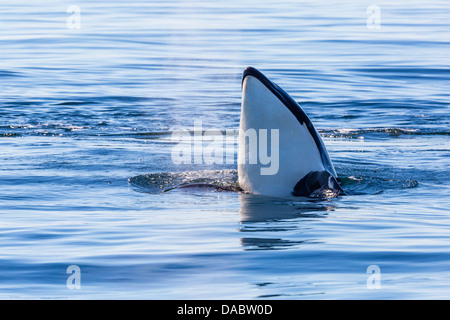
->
<box><xmin>0</xmin><ymin>0</ymin><xmax>449</xmax><ymax>299</ymax></box>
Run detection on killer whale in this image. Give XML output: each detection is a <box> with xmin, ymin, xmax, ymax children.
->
<box><xmin>238</xmin><ymin>66</ymin><xmax>343</xmax><ymax>198</ymax></box>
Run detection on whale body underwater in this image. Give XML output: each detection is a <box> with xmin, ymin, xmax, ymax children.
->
<box><xmin>177</xmin><ymin>67</ymin><xmax>344</xmax><ymax>198</ymax></box>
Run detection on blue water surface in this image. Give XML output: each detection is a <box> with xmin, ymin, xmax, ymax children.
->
<box><xmin>0</xmin><ymin>0</ymin><xmax>449</xmax><ymax>299</ymax></box>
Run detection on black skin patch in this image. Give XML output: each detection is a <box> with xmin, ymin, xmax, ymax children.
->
<box><xmin>292</xmin><ymin>171</ymin><xmax>344</xmax><ymax>198</ymax></box>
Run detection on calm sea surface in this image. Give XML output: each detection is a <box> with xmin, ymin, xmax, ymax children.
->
<box><xmin>0</xmin><ymin>0</ymin><xmax>449</xmax><ymax>299</ymax></box>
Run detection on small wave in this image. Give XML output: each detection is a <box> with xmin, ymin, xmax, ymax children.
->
<box><xmin>52</xmin><ymin>101</ymin><xmax>98</xmax><ymax>106</ymax></box>
<box><xmin>129</xmin><ymin>166</ymin><xmax>422</xmax><ymax>197</ymax></box>
<box><xmin>344</xmin><ymin>66</ymin><xmax>450</xmax><ymax>81</ymax></box>
<box><xmin>338</xmin><ymin>168</ymin><xmax>420</xmax><ymax>195</ymax></box>
<box><xmin>128</xmin><ymin>169</ymin><xmax>239</xmax><ymax>194</ymax></box>
<box><xmin>0</xmin><ymin>70</ymin><xmax>22</xmax><ymax>78</ymax></box>
<box><xmin>0</xmin><ymin>123</ymin><xmax>95</xmax><ymax>137</ymax></box>
<box><xmin>322</xmin><ymin>127</ymin><xmax>449</xmax><ymax>138</ymax></box>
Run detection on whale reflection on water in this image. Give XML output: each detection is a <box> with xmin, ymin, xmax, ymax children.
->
<box><xmin>238</xmin><ymin>193</ymin><xmax>335</xmax><ymax>222</ymax></box>
<box><xmin>238</xmin><ymin>193</ymin><xmax>335</xmax><ymax>250</ymax></box>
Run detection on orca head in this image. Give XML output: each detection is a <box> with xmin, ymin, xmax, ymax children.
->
<box><xmin>238</xmin><ymin>66</ymin><xmax>342</xmax><ymax>198</ymax></box>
